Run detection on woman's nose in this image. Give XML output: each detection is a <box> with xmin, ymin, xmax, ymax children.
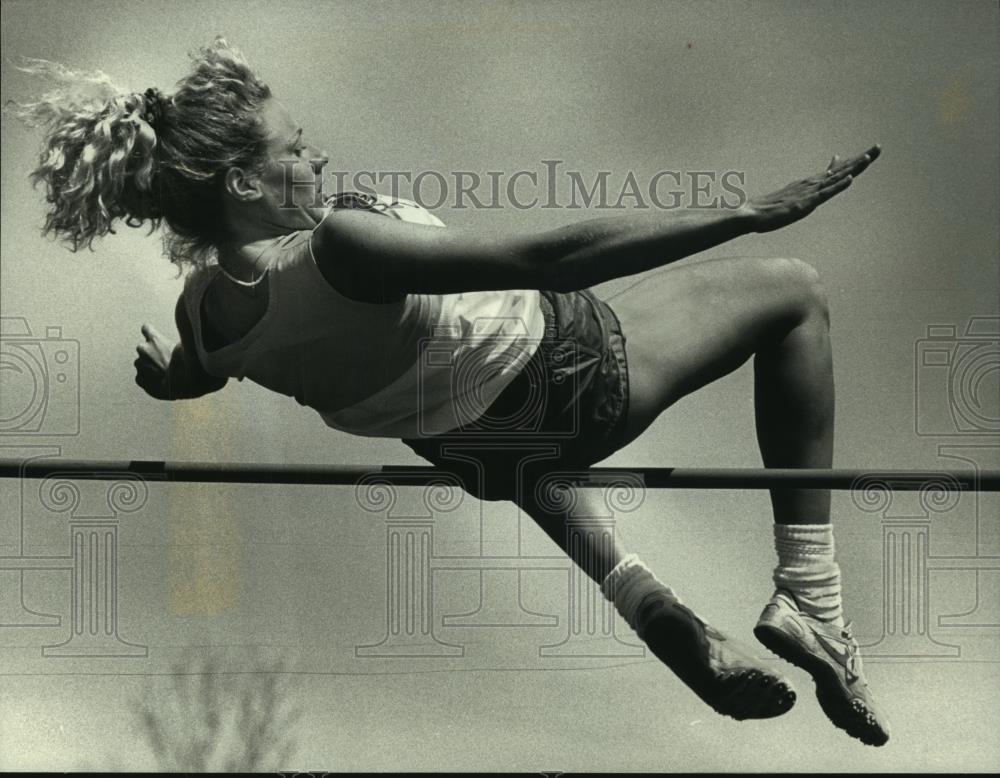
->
<box><xmin>310</xmin><ymin>151</ymin><xmax>329</xmax><ymax>173</ymax></box>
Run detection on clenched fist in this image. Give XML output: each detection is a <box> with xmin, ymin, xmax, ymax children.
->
<box><xmin>134</xmin><ymin>323</ymin><xmax>176</xmax><ymax>400</ymax></box>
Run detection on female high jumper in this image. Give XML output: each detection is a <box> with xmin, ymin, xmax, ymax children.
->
<box><xmin>13</xmin><ymin>39</ymin><xmax>888</xmax><ymax>746</ymax></box>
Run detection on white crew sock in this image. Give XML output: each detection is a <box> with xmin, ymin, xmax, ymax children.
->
<box><xmin>773</xmin><ymin>523</ymin><xmax>845</xmax><ymax>627</ymax></box>
<box><xmin>600</xmin><ymin>554</ymin><xmax>677</xmax><ymax>638</ymax></box>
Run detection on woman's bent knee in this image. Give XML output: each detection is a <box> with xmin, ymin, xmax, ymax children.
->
<box><xmin>765</xmin><ymin>257</ymin><xmax>830</xmax><ymax>325</ymax></box>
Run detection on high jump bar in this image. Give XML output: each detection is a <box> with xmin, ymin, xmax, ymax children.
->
<box><xmin>0</xmin><ymin>459</ymin><xmax>998</xmax><ymax>491</ymax></box>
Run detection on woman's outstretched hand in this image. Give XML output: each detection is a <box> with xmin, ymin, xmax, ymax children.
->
<box><xmin>134</xmin><ymin>323</ymin><xmax>176</xmax><ymax>400</ymax></box>
<box><xmin>743</xmin><ymin>144</ymin><xmax>881</xmax><ymax>233</ymax></box>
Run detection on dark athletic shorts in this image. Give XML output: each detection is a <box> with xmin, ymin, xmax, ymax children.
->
<box><xmin>400</xmin><ymin>288</ymin><xmax>630</xmax><ymax>502</ymax></box>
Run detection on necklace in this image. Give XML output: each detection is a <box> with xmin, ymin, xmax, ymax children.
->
<box><xmin>219</xmin><ymin>266</ymin><xmax>267</xmax><ymax>288</ymax></box>
<box><xmin>218</xmin><ymin>245</ymin><xmax>272</xmax><ymax>290</ymax></box>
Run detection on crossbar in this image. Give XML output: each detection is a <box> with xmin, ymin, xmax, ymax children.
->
<box><xmin>1</xmin><ymin>459</ymin><xmax>997</xmax><ymax>491</ymax></box>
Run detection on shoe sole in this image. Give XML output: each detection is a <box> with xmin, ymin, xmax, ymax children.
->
<box><xmin>701</xmin><ymin>667</ymin><xmax>797</xmax><ymax>722</ymax></box>
<box><xmin>644</xmin><ymin>605</ymin><xmax>796</xmax><ymax>722</ymax></box>
<box><xmin>754</xmin><ymin>622</ymin><xmax>889</xmax><ymax>747</ymax></box>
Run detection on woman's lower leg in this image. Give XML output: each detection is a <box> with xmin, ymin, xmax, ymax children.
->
<box><xmin>753</xmin><ymin>303</ymin><xmax>835</xmax><ymax>526</ymax></box>
<box><xmin>751</xmin><ymin>298</ymin><xmax>845</xmax><ymax>623</ymax></box>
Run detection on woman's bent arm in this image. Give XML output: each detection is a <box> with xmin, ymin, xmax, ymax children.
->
<box><xmin>170</xmin><ymin>297</ymin><xmax>229</xmax><ymax>398</ymax></box>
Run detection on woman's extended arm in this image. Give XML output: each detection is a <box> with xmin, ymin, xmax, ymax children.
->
<box><xmin>311</xmin><ymin>145</ymin><xmax>879</xmax><ymax>298</ymax></box>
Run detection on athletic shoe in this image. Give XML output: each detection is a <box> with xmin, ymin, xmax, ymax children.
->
<box><xmin>754</xmin><ymin>589</ymin><xmax>890</xmax><ymax>746</ymax></box>
<box><xmin>637</xmin><ymin>593</ymin><xmax>797</xmax><ymax>721</ymax></box>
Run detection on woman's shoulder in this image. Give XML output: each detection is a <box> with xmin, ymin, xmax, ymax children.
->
<box><xmin>326</xmin><ymin>191</ymin><xmax>445</xmax><ymax>228</ymax></box>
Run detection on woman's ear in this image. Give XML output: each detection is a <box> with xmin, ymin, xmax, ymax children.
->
<box><xmin>223</xmin><ymin>166</ymin><xmax>263</xmax><ymax>202</ymax></box>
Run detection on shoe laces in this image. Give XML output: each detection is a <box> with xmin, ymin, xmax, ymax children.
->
<box><xmin>839</xmin><ymin>621</ymin><xmax>868</xmax><ymax>683</ymax></box>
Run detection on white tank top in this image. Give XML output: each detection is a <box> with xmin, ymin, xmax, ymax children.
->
<box><xmin>182</xmin><ymin>193</ymin><xmax>545</xmax><ymax>438</ymax></box>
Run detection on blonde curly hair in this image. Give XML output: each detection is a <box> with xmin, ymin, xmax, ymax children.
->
<box><xmin>8</xmin><ymin>37</ymin><xmax>272</xmax><ymax>275</ymax></box>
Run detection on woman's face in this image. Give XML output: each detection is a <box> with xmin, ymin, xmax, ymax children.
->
<box><xmin>253</xmin><ymin>97</ymin><xmax>330</xmax><ymax>230</ymax></box>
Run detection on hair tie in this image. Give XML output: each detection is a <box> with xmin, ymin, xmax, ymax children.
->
<box><xmin>141</xmin><ymin>87</ymin><xmax>167</xmax><ymax>130</ymax></box>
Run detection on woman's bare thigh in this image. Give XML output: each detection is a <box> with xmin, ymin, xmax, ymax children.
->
<box><xmin>601</xmin><ymin>255</ymin><xmax>827</xmax><ymax>448</ymax></box>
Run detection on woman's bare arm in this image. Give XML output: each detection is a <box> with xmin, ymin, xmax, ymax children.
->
<box><xmin>311</xmin><ymin>145</ymin><xmax>879</xmax><ymax>298</ymax></box>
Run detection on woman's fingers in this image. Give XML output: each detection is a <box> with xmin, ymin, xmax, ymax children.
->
<box><xmin>824</xmin><ymin>164</ymin><xmax>858</xmax><ymax>187</ymax></box>
<box><xmin>791</xmin><ymin>174</ymin><xmax>854</xmax><ymax>216</ymax></box>
<box><xmin>844</xmin><ymin>145</ymin><xmax>880</xmax><ymax>170</ymax></box>
<box><xmin>815</xmin><ymin>174</ymin><xmax>853</xmax><ymax>204</ymax></box>
<box><xmin>822</xmin><ymin>149</ymin><xmax>876</xmax><ymax>186</ymax></box>
<box><xmin>751</xmin><ymin>145</ymin><xmax>878</xmax><ymax>230</ymax></box>
<box><xmin>134</xmin><ymin>354</ymin><xmax>158</xmax><ymax>373</ymax></box>
<box><xmin>823</xmin><ymin>172</ymin><xmax>853</xmax><ymax>193</ymax></box>
<box><xmin>135</xmin><ymin>343</ymin><xmax>168</xmax><ymax>373</ymax></box>
<box><xmin>849</xmin><ymin>152</ymin><xmax>875</xmax><ymax>176</ymax></box>
<box><xmin>141</xmin><ymin>323</ymin><xmax>168</xmax><ymax>343</ymax></box>
<box><xmin>829</xmin><ymin>144</ymin><xmax>881</xmax><ymax>177</ymax></box>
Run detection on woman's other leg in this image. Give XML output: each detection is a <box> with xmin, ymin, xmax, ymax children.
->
<box><xmin>603</xmin><ymin>255</ymin><xmax>888</xmax><ymax>745</ymax></box>
<box><xmin>608</xmin><ymin>254</ymin><xmax>834</xmax><ymax>525</ymax></box>
<box><xmin>514</xmin><ymin>476</ymin><xmax>796</xmax><ymax>721</ymax></box>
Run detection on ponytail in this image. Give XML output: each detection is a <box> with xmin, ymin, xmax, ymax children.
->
<box><xmin>8</xmin><ymin>38</ymin><xmax>272</xmax><ymax>274</ymax></box>
<box><xmin>9</xmin><ymin>61</ymin><xmax>168</xmax><ymax>250</ymax></box>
